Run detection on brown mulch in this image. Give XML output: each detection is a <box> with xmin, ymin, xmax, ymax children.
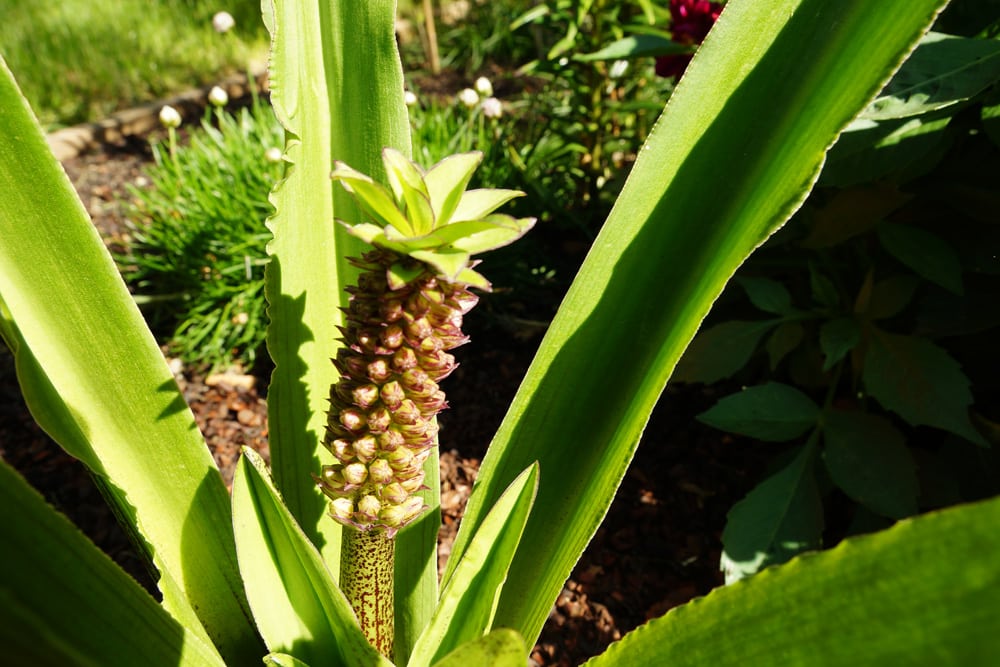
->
<box><xmin>0</xmin><ymin>122</ymin><xmax>771</xmax><ymax>666</ymax></box>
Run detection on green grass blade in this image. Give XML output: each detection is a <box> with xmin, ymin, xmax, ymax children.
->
<box><xmin>263</xmin><ymin>0</ymin><xmax>436</xmax><ymax>656</ymax></box>
<box><xmin>410</xmin><ymin>464</ymin><xmax>538</xmax><ymax>667</ymax></box>
<box><xmin>232</xmin><ymin>448</ymin><xmax>392</xmax><ymax>667</ymax></box>
<box><xmin>0</xmin><ymin>57</ymin><xmax>260</xmax><ymax>663</ymax></box>
<box><xmin>0</xmin><ymin>459</ymin><xmax>225</xmax><ymax>667</ymax></box>
<box><xmin>444</xmin><ymin>0</ymin><xmax>949</xmax><ymax>646</ymax></box>
<box><xmin>585</xmin><ymin>495</ymin><xmax>1000</xmax><ymax>666</ymax></box>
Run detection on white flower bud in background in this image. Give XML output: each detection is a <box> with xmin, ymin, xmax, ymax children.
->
<box><xmin>481</xmin><ymin>97</ymin><xmax>503</xmax><ymax>119</ymax></box>
<box><xmin>457</xmin><ymin>87</ymin><xmax>479</xmax><ymax>109</ymax></box>
<box><xmin>208</xmin><ymin>85</ymin><xmax>229</xmax><ymax>107</ymax></box>
<box><xmin>212</xmin><ymin>11</ymin><xmax>235</xmax><ymax>33</ymax></box>
<box><xmin>159</xmin><ymin>105</ymin><xmax>181</xmax><ymax>128</ymax></box>
<box><xmin>265</xmin><ymin>147</ymin><xmax>283</xmax><ymax>163</ymax></box>
<box><xmin>474</xmin><ymin>76</ymin><xmax>493</xmax><ymax>97</ymax></box>
<box><xmin>231</xmin><ymin>311</ymin><xmax>249</xmax><ymax>326</ymax></box>
<box><xmin>403</xmin><ymin>90</ymin><xmax>419</xmax><ymax>107</ymax></box>
<box><xmin>609</xmin><ymin>59</ymin><xmax>629</xmax><ymax>79</ymax></box>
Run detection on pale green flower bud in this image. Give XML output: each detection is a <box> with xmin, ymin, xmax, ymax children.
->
<box><xmin>369</xmin><ymin>458</ymin><xmax>394</xmax><ymax>485</ymax></box>
<box><xmin>330</xmin><ymin>497</ymin><xmax>354</xmax><ymax>521</ymax></box>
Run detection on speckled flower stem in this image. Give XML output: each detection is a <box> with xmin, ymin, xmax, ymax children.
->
<box><xmin>341</xmin><ymin>528</ymin><xmax>395</xmax><ymax>659</ymax></box>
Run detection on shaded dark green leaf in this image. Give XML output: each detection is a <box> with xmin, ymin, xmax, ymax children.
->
<box><xmin>863</xmin><ymin>330</ymin><xmax>986</xmax><ymax>446</ymax></box>
<box><xmin>673</xmin><ymin>320</ymin><xmax>777</xmax><ymax>384</ymax></box>
<box><xmin>766</xmin><ymin>321</ymin><xmax>804</xmax><ymax>370</ymax></box>
<box><xmin>860</xmin><ymin>32</ymin><xmax>1000</xmax><ymax>121</ymax></box>
<box><xmin>822</xmin><ymin>410</ymin><xmax>919</xmax><ymax>519</ymax></box>
<box><xmin>819</xmin><ymin>317</ymin><xmax>861</xmax><ymax>371</ymax></box>
<box><xmin>721</xmin><ymin>443</ymin><xmax>823</xmax><ymax>583</ymax></box>
<box><xmin>698</xmin><ymin>382</ymin><xmax>819</xmax><ymax>442</ymax></box>
<box><xmin>821</xmin><ymin>115</ymin><xmax>952</xmax><ymax>187</ymax></box>
<box><xmin>809</xmin><ymin>264</ymin><xmax>841</xmax><ymax>308</ymax></box>
<box><xmin>877</xmin><ymin>222</ymin><xmax>963</xmax><ymax>295</ymax></box>
<box><xmin>867</xmin><ymin>274</ymin><xmax>921</xmax><ymax>320</ymax></box>
<box><xmin>737</xmin><ymin>276</ymin><xmax>794</xmax><ymax>315</ymax></box>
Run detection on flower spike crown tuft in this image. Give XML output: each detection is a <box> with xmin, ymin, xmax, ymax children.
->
<box><xmin>331</xmin><ymin>148</ymin><xmax>535</xmax><ymax>291</ymax></box>
<box><xmin>318</xmin><ymin>149</ymin><xmax>534</xmax><ymax>537</ymax></box>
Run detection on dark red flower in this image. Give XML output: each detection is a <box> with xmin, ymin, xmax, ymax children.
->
<box><xmin>655</xmin><ymin>0</ymin><xmax>723</xmax><ymax>78</ymax></box>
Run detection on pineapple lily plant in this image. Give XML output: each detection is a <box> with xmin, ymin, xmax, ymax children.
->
<box><xmin>2</xmin><ymin>0</ymin><xmax>999</xmax><ymax>665</ymax></box>
<box><xmin>320</xmin><ymin>149</ymin><xmax>533</xmax><ymax>654</ymax></box>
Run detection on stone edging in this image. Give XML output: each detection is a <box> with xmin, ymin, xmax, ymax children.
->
<box><xmin>46</xmin><ymin>63</ymin><xmax>269</xmax><ymax>162</ymax></box>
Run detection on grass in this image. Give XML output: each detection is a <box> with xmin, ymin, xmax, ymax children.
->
<box><xmin>0</xmin><ymin>0</ymin><xmax>268</xmax><ymax>129</ymax></box>
<box><xmin>119</xmin><ymin>97</ymin><xmax>283</xmax><ymax>371</ymax></box>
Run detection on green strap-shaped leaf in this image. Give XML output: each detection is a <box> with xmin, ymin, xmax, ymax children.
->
<box><xmin>232</xmin><ymin>448</ymin><xmax>392</xmax><ymax>667</ymax></box>
<box><xmin>445</xmin><ymin>0</ymin><xmax>949</xmax><ymax>646</ymax></box>
<box><xmin>429</xmin><ymin>629</ymin><xmax>527</xmax><ymax>667</ymax></box>
<box><xmin>411</xmin><ymin>464</ymin><xmax>538</xmax><ymax>667</ymax></box>
<box><xmin>585</xmin><ymin>495</ymin><xmax>1000</xmax><ymax>666</ymax></box>
<box><xmin>263</xmin><ymin>2</ymin><xmax>438</xmax><ymax>656</ymax></box>
<box><xmin>0</xmin><ymin>459</ymin><xmax>225</xmax><ymax>666</ymax></box>
<box><xmin>0</xmin><ymin>58</ymin><xmax>259</xmax><ymax>663</ymax></box>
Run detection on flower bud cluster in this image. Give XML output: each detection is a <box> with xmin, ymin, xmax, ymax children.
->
<box><xmin>318</xmin><ymin>249</ymin><xmax>477</xmax><ymax>536</ymax></box>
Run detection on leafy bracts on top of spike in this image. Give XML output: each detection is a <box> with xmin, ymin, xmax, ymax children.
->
<box><xmin>330</xmin><ymin>148</ymin><xmax>535</xmax><ymax>290</ymax></box>
<box><xmin>318</xmin><ymin>149</ymin><xmax>534</xmax><ymax>538</ymax></box>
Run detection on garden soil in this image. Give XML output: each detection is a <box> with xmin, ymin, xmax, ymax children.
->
<box><xmin>0</xmin><ymin>131</ymin><xmax>772</xmax><ymax>666</ymax></box>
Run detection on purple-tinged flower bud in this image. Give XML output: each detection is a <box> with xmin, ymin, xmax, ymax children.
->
<box><xmin>378</xmin><ymin>428</ymin><xmax>405</xmax><ymax>452</ymax></box>
<box><xmin>405</xmin><ymin>317</ymin><xmax>433</xmax><ymax>340</ymax></box>
<box><xmin>400</xmin><ymin>470</ymin><xmax>426</xmax><ymax>493</ymax></box>
<box><xmin>330</xmin><ymin>498</ymin><xmax>354</xmax><ymax>521</ymax></box>
<box><xmin>380</xmin><ymin>324</ymin><xmax>404</xmax><ymax>349</ymax></box>
<box><xmin>340</xmin><ymin>408</ymin><xmax>367</xmax><ymax>433</ymax></box>
<box><xmin>387</xmin><ymin>447</ymin><xmax>414</xmax><ymax>471</ymax></box>
<box><xmin>401</xmin><ymin>496</ymin><xmax>427</xmax><ymax>522</ymax></box>
<box><xmin>351</xmin><ymin>383</ymin><xmax>380</xmax><ymax>408</ymax></box>
<box><xmin>380</xmin><ymin>381</ymin><xmax>405</xmax><ymax>409</ymax></box>
<box><xmin>367</xmin><ymin>406</ymin><xmax>392</xmax><ymax>433</ymax></box>
<box><xmin>357</xmin><ymin>495</ymin><xmax>381</xmax><ymax>518</ymax></box>
<box><xmin>343</xmin><ymin>463</ymin><xmax>368</xmax><ymax>486</ymax></box>
<box><xmin>382</xmin><ymin>482</ymin><xmax>408</xmax><ymax>504</ymax></box>
<box><xmin>392</xmin><ymin>347</ymin><xmax>418</xmax><ymax>371</ymax></box>
<box><xmin>354</xmin><ymin>435</ymin><xmax>377</xmax><ymax>463</ymax></box>
<box><xmin>369</xmin><ymin>458</ymin><xmax>394</xmax><ymax>484</ymax></box>
<box><xmin>367</xmin><ymin>359</ymin><xmax>392</xmax><ymax>383</ymax></box>
<box><xmin>381</xmin><ymin>299</ymin><xmax>404</xmax><ymax>321</ymax></box>
<box><xmin>392</xmin><ymin>399</ymin><xmax>422</xmax><ymax>426</ymax></box>
<box><xmin>330</xmin><ymin>438</ymin><xmax>355</xmax><ymax>461</ymax></box>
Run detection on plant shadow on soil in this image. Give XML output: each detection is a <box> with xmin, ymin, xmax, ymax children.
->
<box><xmin>0</xmin><ymin>136</ymin><xmax>774</xmax><ymax>666</ymax></box>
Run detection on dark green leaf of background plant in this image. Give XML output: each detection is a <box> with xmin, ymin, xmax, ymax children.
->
<box><xmin>877</xmin><ymin>221</ymin><xmax>963</xmax><ymax>295</ymax></box>
<box><xmin>721</xmin><ymin>443</ymin><xmax>823</xmax><ymax>583</ymax></box>
<box><xmin>860</xmin><ymin>32</ymin><xmax>1000</xmax><ymax>121</ymax></box>
<box><xmin>808</xmin><ymin>263</ymin><xmax>841</xmax><ymax>308</ymax></box>
<box><xmin>865</xmin><ymin>274</ymin><xmax>922</xmax><ymax>320</ymax></box>
<box><xmin>672</xmin><ymin>320</ymin><xmax>777</xmax><ymax>384</ymax></box>
<box><xmin>822</xmin><ymin>410</ymin><xmax>919</xmax><ymax>519</ymax></box>
<box><xmin>737</xmin><ymin>276</ymin><xmax>794</xmax><ymax>315</ymax></box>
<box><xmin>821</xmin><ymin>115</ymin><xmax>952</xmax><ymax>187</ymax></box>
<box><xmin>819</xmin><ymin>317</ymin><xmax>861</xmax><ymax>371</ymax></box>
<box><xmin>863</xmin><ymin>329</ymin><xmax>986</xmax><ymax>446</ymax></box>
<box><xmin>766</xmin><ymin>321</ymin><xmax>804</xmax><ymax>370</ymax></box>
<box><xmin>587</xmin><ymin>495</ymin><xmax>1000</xmax><ymax>666</ymax></box>
<box><xmin>699</xmin><ymin>382</ymin><xmax>820</xmax><ymax>442</ymax></box>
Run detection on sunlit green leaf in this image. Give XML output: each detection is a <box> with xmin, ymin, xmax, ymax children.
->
<box><xmin>232</xmin><ymin>449</ymin><xmax>391</xmax><ymax>667</ymax></box>
<box><xmin>588</xmin><ymin>495</ymin><xmax>1000</xmax><ymax>666</ymax></box>
<box><xmin>449</xmin><ymin>0</ymin><xmax>948</xmax><ymax>644</ymax></box>
<box><xmin>430</xmin><ymin>629</ymin><xmax>527</xmax><ymax>667</ymax></box>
